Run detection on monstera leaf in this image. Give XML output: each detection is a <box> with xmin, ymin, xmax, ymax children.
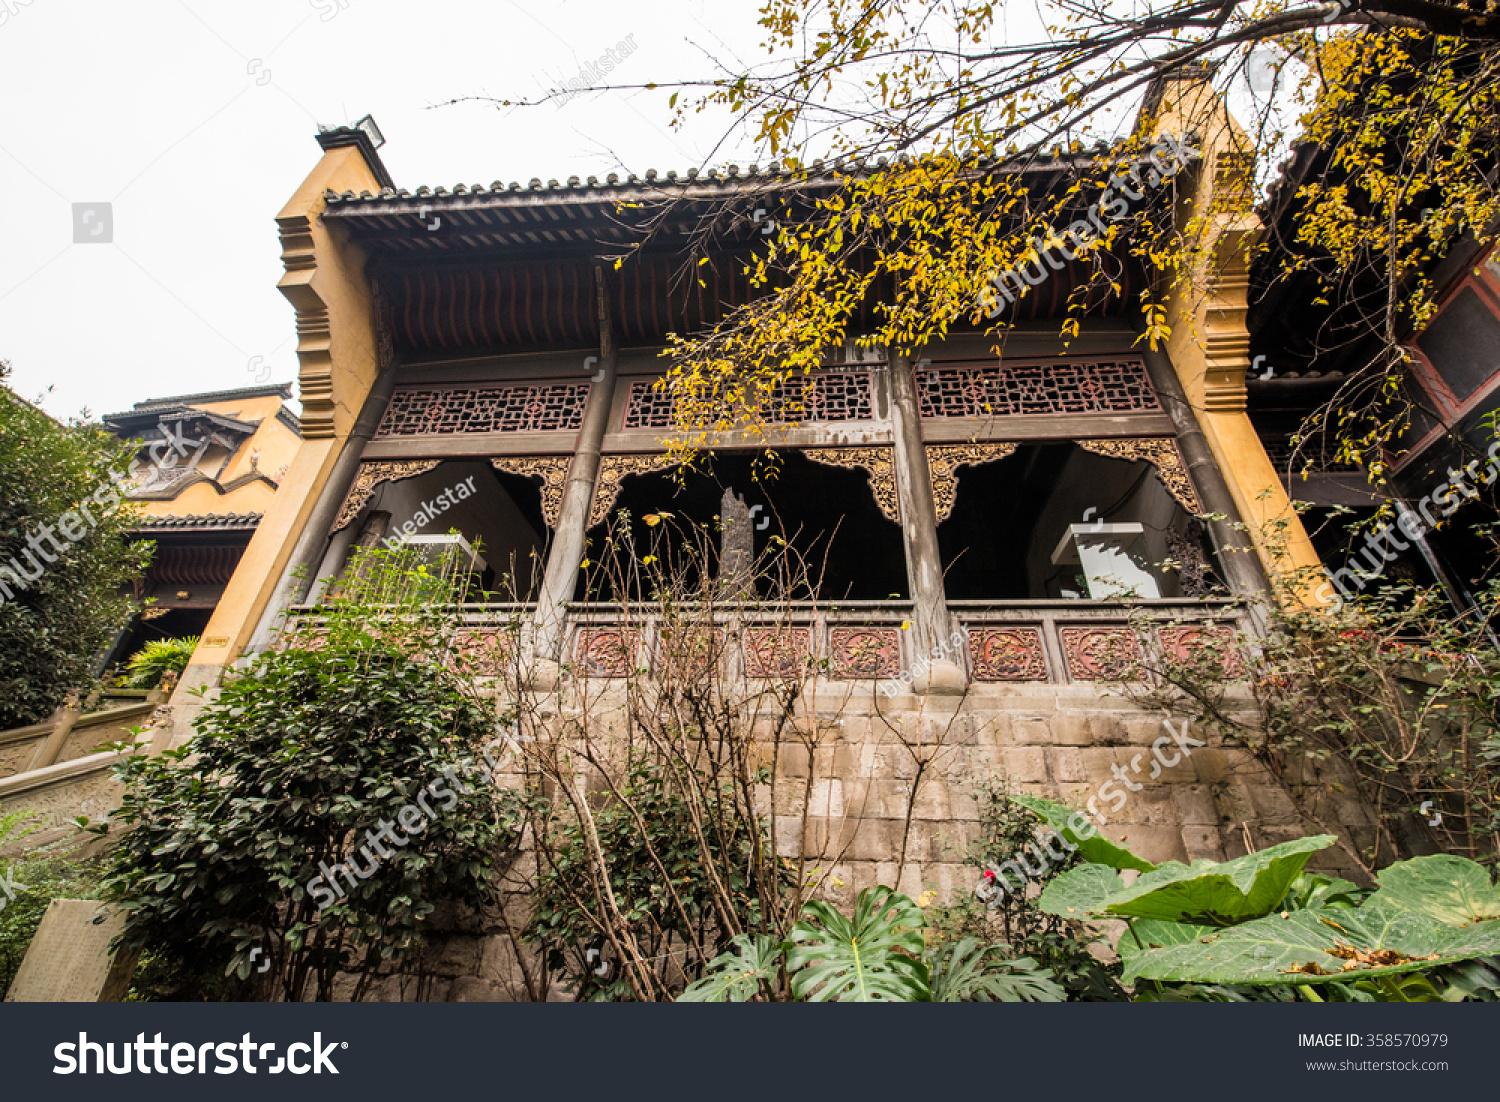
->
<box><xmin>926</xmin><ymin>939</ymin><xmax>1066</xmax><ymax>1003</ymax></box>
<box><xmin>1368</xmin><ymin>855</ymin><xmax>1500</xmax><ymax>926</ymax></box>
<box><xmin>1009</xmin><ymin>795</ymin><xmax>1157</xmax><ymax>872</ymax></box>
<box><xmin>679</xmin><ymin>934</ymin><xmax>784</xmax><ymax>1002</ymax></box>
<box><xmin>1039</xmin><ymin>835</ymin><xmax>1337</xmax><ymax>926</ymax></box>
<box><xmin>787</xmin><ymin>886</ymin><xmax>930</xmax><ymax>1002</ymax></box>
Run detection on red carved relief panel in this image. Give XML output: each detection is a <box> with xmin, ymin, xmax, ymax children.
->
<box><xmin>968</xmin><ymin>627</ymin><xmax>1050</xmax><ymax>681</ymax></box>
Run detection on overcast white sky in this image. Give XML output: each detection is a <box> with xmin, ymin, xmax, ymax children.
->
<box><xmin>0</xmin><ymin>0</ymin><xmax>769</xmax><ymax>422</ymax></box>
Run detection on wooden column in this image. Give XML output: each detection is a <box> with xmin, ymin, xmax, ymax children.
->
<box><xmin>530</xmin><ymin>265</ymin><xmax>619</xmax><ymax>663</ymax></box>
<box><xmin>887</xmin><ymin>351</ymin><xmax>963</xmax><ymax>688</ymax></box>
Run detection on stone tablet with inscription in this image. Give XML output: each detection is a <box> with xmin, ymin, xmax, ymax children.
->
<box><xmin>5</xmin><ymin>899</ymin><xmax>137</xmax><ymax>1002</ymax></box>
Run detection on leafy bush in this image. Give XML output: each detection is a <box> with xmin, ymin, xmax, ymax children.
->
<box><xmin>0</xmin><ymin>362</ymin><xmax>151</xmax><ymax>728</ymax></box>
<box><xmin>92</xmin><ymin>548</ymin><xmax>524</xmax><ymax>1001</ymax></box>
<box><xmin>122</xmin><ymin>636</ymin><xmax>198</xmax><ymax>689</ymax></box>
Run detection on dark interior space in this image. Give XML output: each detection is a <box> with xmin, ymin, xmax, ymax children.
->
<box><xmin>938</xmin><ymin>443</ymin><xmax>1206</xmax><ymax>599</ymax></box>
<box><xmin>580</xmin><ymin>449</ymin><xmax>908</xmax><ymax>601</ymax></box>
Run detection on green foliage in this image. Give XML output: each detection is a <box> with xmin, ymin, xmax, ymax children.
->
<box><xmin>788</xmin><ymin>886</ymin><xmax>930</xmax><ymax>1002</ymax></box>
<box><xmin>925</xmin><ymin>776</ymin><xmax>1126</xmax><ymax>1000</ymax></box>
<box><xmin>92</xmin><ymin>547</ymin><xmax>524</xmax><ymax>1001</ymax></box>
<box><xmin>1039</xmin><ymin>835</ymin><xmax>1338</xmax><ymax>926</ymax></box>
<box><xmin>1127</xmin><ymin>575</ymin><xmax>1500</xmax><ymax>872</ymax></box>
<box><xmin>526</xmin><ymin>756</ymin><xmax>790</xmax><ymax>1001</ymax></box>
<box><xmin>123</xmin><ymin>636</ymin><xmax>198</xmax><ymax>689</ymax></box>
<box><xmin>676</xmin><ymin>933</ymin><xmax>784</xmax><ymax>1002</ymax></box>
<box><xmin>1041</xmin><ymin>834</ymin><xmax>1500</xmax><ymax>998</ymax></box>
<box><xmin>679</xmin><ymin>887</ymin><xmax>1066</xmax><ymax>1003</ymax></box>
<box><xmin>0</xmin><ymin>811</ymin><xmax>98</xmax><ymax>998</ymax></box>
<box><xmin>0</xmin><ymin>362</ymin><xmax>151</xmax><ymax>728</ymax></box>
<box><xmin>926</xmin><ymin>938</ymin><xmax>1066</xmax><ymax>1003</ymax></box>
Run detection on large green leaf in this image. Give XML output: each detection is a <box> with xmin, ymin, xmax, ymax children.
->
<box><xmin>1041</xmin><ymin>835</ymin><xmax>1337</xmax><ymax>926</ymax></box>
<box><xmin>787</xmin><ymin>886</ymin><xmax>930</xmax><ymax>1002</ymax></box>
<box><xmin>1121</xmin><ymin>898</ymin><xmax>1500</xmax><ymax>985</ymax></box>
<box><xmin>1114</xmin><ymin>916</ymin><xmax>1217</xmax><ymax>975</ymax></box>
<box><xmin>1038</xmin><ymin>863</ymin><xmax>1123</xmax><ymax>919</ymax></box>
<box><xmin>1369</xmin><ymin>855</ymin><xmax>1500</xmax><ymax>926</ymax></box>
<box><xmin>1009</xmin><ymin>795</ymin><xmax>1156</xmax><ymax>872</ymax></box>
<box><xmin>678</xmin><ymin>934</ymin><xmax>784</xmax><ymax>1002</ymax></box>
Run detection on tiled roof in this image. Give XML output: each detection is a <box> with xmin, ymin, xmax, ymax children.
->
<box><xmin>321</xmin><ymin>143</ymin><xmax>1132</xmax><ymax>209</ymax></box>
<box><xmin>130</xmin><ymin>513</ymin><xmax>263</xmax><ymax>531</ymax></box>
<box><xmin>106</xmin><ymin>383</ymin><xmax>293</xmax><ymax>419</ymax></box>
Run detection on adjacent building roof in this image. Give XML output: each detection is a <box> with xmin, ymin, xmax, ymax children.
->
<box><xmin>128</xmin><ymin>512</ymin><xmax>263</xmax><ymax>532</ymax></box>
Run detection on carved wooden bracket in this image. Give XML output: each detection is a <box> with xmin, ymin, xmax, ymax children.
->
<box><xmin>926</xmin><ymin>443</ymin><xmax>1018</xmax><ymax>522</ymax></box>
<box><xmin>1076</xmin><ymin>437</ymin><xmax>1200</xmax><ymax>512</ymax></box>
<box><xmin>491</xmin><ymin>456</ymin><xmax>572</xmax><ymax>529</ymax></box>
<box><xmin>804</xmin><ymin>446</ymin><xmax>900</xmax><ymax>524</ymax></box>
<box><xmin>333</xmin><ymin>460</ymin><xmax>441</xmax><ymax>532</ymax></box>
<box><xmin>589</xmin><ymin>454</ymin><xmax>680</xmax><ymax>529</ymax></box>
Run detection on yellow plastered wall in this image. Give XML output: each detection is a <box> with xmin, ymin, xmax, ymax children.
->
<box><xmin>132</xmin><ymin>392</ymin><xmax>301</xmax><ymax>520</ymax></box>
<box><xmin>186</xmin><ymin>143</ymin><xmax>385</xmax><ymax>668</ymax></box>
<box><xmin>1147</xmin><ymin>78</ymin><xmax>1326</xmax><ymax>602</ymax></box>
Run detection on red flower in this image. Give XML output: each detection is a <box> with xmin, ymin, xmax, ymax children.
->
<box><xmin>983</xmin><ymin>869</ymin><xmax>995</xmax><ymax>881</ymax></box>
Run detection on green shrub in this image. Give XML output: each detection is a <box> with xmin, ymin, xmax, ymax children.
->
<box><xmin>0</xmin><ymin>362</ymin><xmax>151</xmax><ymax>728</ymax></box>
<box><xmin>92</xmin><ymin>547</ymin><xmax>524</xmax><ymax>1001</ymax></box>
<box><xmin>122</xmin><ymin>636</ymin><xmax>198</xmax><ymax>689</ymax></box>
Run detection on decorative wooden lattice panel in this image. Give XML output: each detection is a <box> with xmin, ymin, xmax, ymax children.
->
<box><xmin>1059</xmin><ymin>626</ymin><xmax>1143</xmax><ymax>681</ymax></box>
<box><xmin>829</xmin><ymin>626</ymin><xmax>902</xmax><ymax>679</ymax></box>
<box><xmin>621</xmin><ymin>372</ymin><xmax>874</xmax><ymax>429</ymax></box>
<box><xmin>918</xmin><ymin>359</ymin><xmax>1158</xmax><ymax>418</ymax></box>
<box><xmin>967</xmin><ymin>627</ymin><xmax>1049</xmax><ymax>681</ymax></box>
<box><xmin>378</xmin><ymin>384</ymin><xmax>589</xmax><ymax>437</ymax></box>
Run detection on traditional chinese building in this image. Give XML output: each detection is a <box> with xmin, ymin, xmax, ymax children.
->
<box><xmin>148</xmin><ymin>78</ymin><xmax>1377</xmax><ymax>980</ymax></box>
<box><xmin>101</xmin><ymin>383</ymin><xmax>300</xmax><ymax>663</ymax></box>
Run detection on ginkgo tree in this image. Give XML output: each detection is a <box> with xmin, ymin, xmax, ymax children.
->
<box><xmin>493</xmin><ymin>1</ymin><xmax>1500</xmax><ymax>476</ymax></box>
